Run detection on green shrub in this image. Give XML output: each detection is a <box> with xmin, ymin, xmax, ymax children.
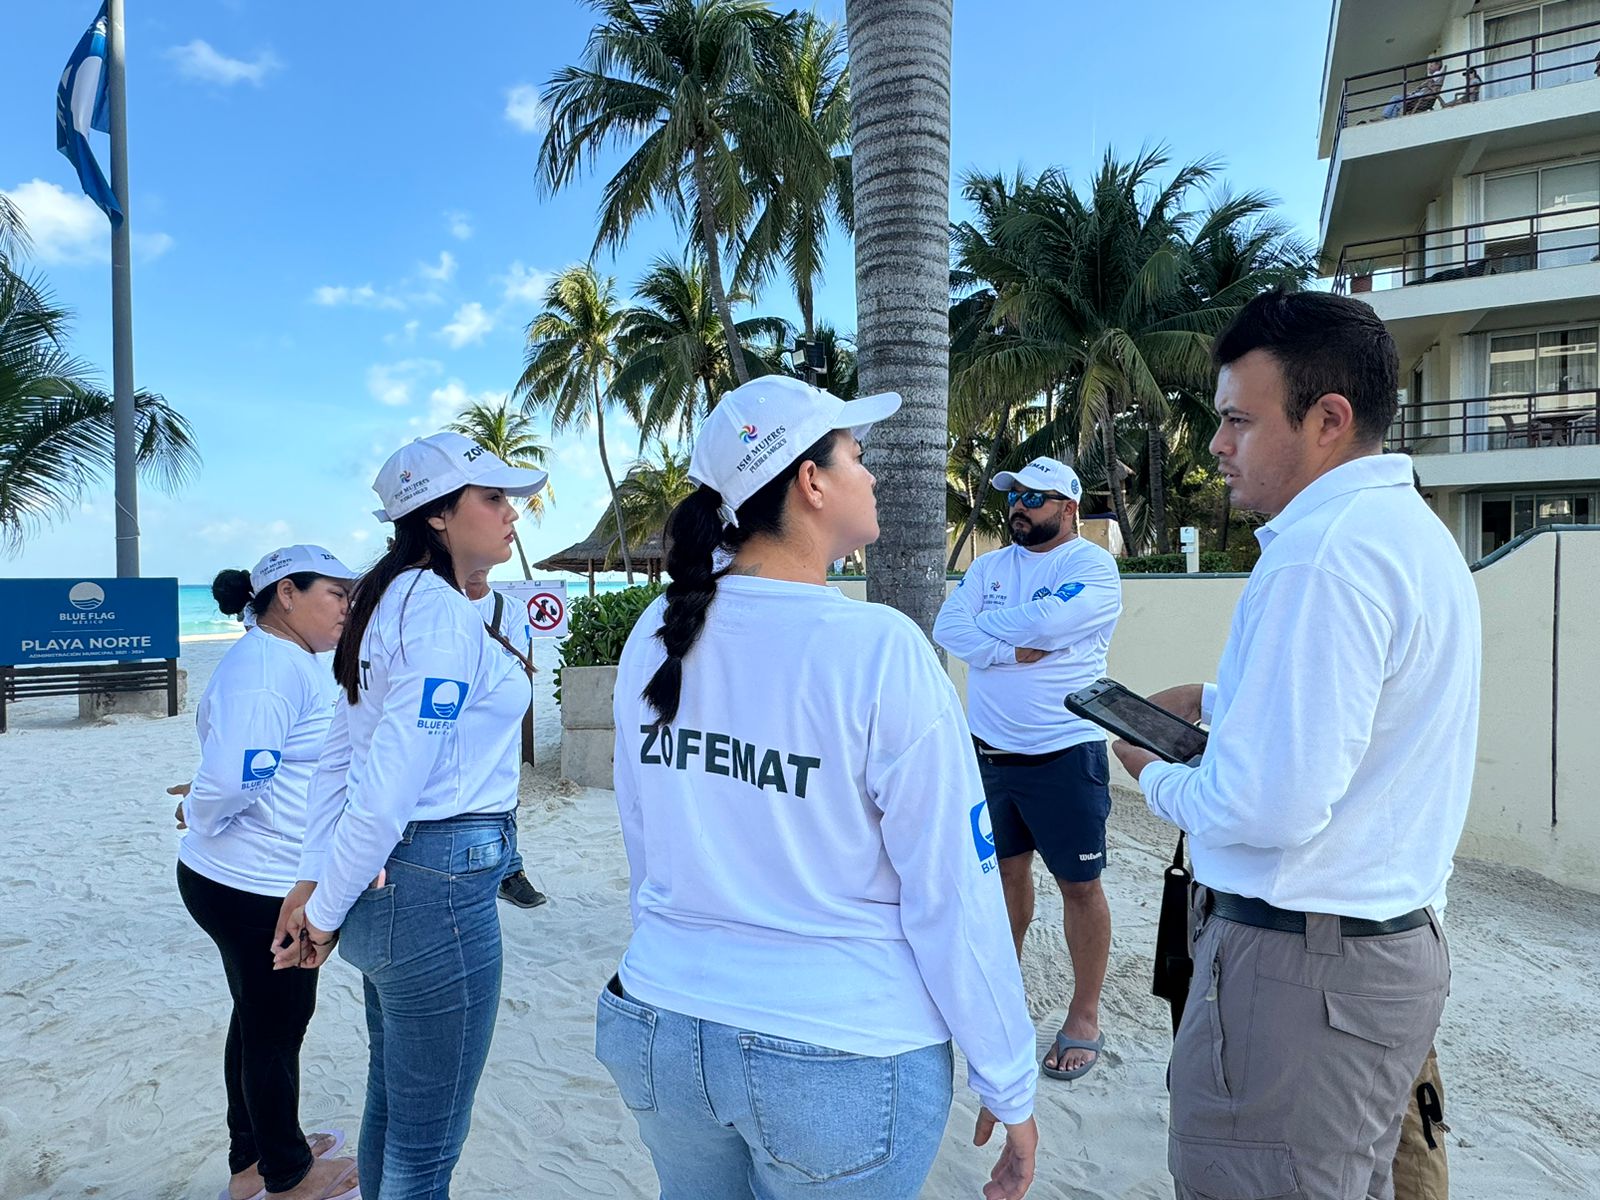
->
<box><xmin>553</xmin><ymin>582</ymin><xmax>664</xmax><ymax>704</ymax></box>
<box><xmin>1118</xmin><ymin>551</ymin><xmax>1235</xmax><ymax>575</ymax></box>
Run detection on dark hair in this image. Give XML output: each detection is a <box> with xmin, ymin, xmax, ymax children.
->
<box><xmin>333</xmin><ymin>489</ymin><xmax>464</xmax><ymax>705</ymax></box>
<box><xmin>642</xmin><ymin>429</ymin><xmax>841</xmax><ymax>725</ymax></box>
<box><xmin>1212</xmin><ymin>287</ymin><xmax>1399</xmax><ymax>444</ymax></box>
<box><xmin>211</xmin><ymin>568</ymin><xmax>320</xmax><ymax>622</ymax></box>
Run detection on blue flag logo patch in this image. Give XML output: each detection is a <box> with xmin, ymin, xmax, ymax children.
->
<box><xmin>970</xmin><ymin>799</ymin><xmax>997</xmax><ymax>872</ymax></box>
<box><xmin>242</xmin><ymin>748</ymin><xmax>282</xmax><ymax>783</ymax></box>
<box><xmin>420</xmin><ymin>678</ymin><xmax>468</xmax><ymax>721</ymax></box>
<box><xmin>1056</xmin><ymin>581</ymin><xmax>1085</xmax><ymax>602</ymax></box>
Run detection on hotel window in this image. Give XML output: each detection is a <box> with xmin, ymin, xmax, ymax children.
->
<box><xmin>1483</xmin><ymin>0</ymin><xmax>1600</xmax><ymax>99</ymax></box>
<box><xmin>1478</xmin><ymin>161</ymin><xmax>1600</xmax><ymax>270</ymax></box>
<box><xmin>1480</xmin><ymin>490</ymin><xmax>1595</xmax><ymax>553</ymax></box>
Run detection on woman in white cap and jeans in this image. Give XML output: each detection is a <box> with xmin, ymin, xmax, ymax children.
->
<box><xmin>174</xmin><ymin>545</ymin><xmax>361</xmax><ymax>1200</ymax></box>
<box><xmin>272</xmin><ymin>432</ymin><xmax>545</xmax><ymax>1200</ymax></box>
<box><xmin>601</xmin><ymin>376</ymin><xmax>1040</xmax><ymax>1200</ymax></box>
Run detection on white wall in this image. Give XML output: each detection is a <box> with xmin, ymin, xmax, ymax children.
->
<box><xmin>871</xmin><ymin>529</ymin><xmax>1600</xmax><ymax>894</ymax></box>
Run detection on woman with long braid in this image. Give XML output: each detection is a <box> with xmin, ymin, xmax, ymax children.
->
<box><xmin>599</xmin><ymin>376</ymin><xmax>1040</xmax><ymax>1200</ymax></box>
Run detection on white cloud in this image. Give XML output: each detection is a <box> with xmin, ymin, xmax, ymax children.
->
<box><xmin>500</xmin><ymin>261</ymin><xmax>554</xmax><ymax>305</ymax></box>
<box><xmin>166</xmin><ymin>40</ymin><xmax>281</xmax><ymax>86</ymax></box>
<box><xmin>418</xmin><ymin>251</ymin><xmax>456</xmax><ymax>283</ymax></box>
<box><xmin>417</xmin><ymin>379</ymin><xmax>508</xmax><ymax>430</ymax></box>
<box><xmin>446</xmin><ymin>211</ymin><xmax>473</xmax><ymax>241</ymax></box>
<box><xmin>311</xmin><ymin>283</ymin><xmax>406</xmax><ymax>310</ymax></box>
<box><xmin>2</xmin><ymin>179</ymin><xmax>175</xmax><ymax>265</ymax></box>
<box><xmin>384</xmin><ymin>319</ymin><xmax>421</xmax><ymax>348</ymax></box>
<box><xmin>366</xmin><ymin>358</ymin><xmax>443</xmax><ymax>407</ymax></box>
<box><xmin>349</xmin><ymin>528</ymin><xmax>371</xmax><ymax>544</ymax></box>
<box><xmin>440</xmin><ymin>302</ymin><xmax>494</xmax><ymax>348</ymax></box>
<box><xmin>504</xmin><ymin>84</ymin><xmax>548</xmax><ymax>134</ymax></box>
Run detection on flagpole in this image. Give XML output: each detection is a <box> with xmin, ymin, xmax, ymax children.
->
<box><xmin>106</xmin><ymin>0</ymin><xmax>138</xmax><ymax>577</ymax></box>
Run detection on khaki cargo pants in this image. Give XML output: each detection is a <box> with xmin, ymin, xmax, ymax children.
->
<box><xmin>1169</xmin><ymin>890</ymin><xmax>1449</xmax><ymax>1200</ymax></box>
<box><xmin>1391</xmin><ymin>1047</ymin><xmax>1449</xmax><ymax>1200</ymax></box>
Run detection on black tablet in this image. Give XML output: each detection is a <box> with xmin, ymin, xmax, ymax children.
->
<box><xmin>1065</xmin><ymin>678</ymin><xmax>1208</xmax><ymax>766</ymax></box>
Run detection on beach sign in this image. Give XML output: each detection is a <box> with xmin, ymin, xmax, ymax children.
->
<box><xmin>0</xmin><ymin>577</ymin><xmax>180</xmax><ymax>665</ymax></box>
<box><xmin>497</xmin><ymin>579</ymin><xmax>569</xmax><ymax>639</ymax></box>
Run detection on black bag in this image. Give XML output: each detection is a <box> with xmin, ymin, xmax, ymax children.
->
<box><xmin>1151</xmin><ymin>832</ymin><xmax>1193</xmax><ymax>1037</ymax></box>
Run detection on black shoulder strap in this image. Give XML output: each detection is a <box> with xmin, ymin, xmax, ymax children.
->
<box><xmin>490</xmin><ymin>590</ymin><xmax>505</xmax><ymax>629</ymax></box>
<box><xmin>1171</xmin><ymin>831</ymin><xmax>1187</xmax><ymax>869</ymax></box>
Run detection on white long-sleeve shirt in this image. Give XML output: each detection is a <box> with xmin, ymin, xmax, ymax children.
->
<box><xmin>612</xmin><ymin>577</ymin><xmax>1037</xmax><ymax>1124</ymax></box>
<box><xmin>179</xmin><ymin>628</ymin><xmax>337</xmax><ymax>896</ymax></box>
<box><xmin>934</xmin><ymin>537</ymin><xmax>1123</xmax><ymax>754</ymax></box>
<box><xmin>1138</xmin><ymin>454</ymin><xmax>1481</xmax><ymax>919</ymax></box>
<box><xmin>300</xmin><ymin>570</ymin><xmax>529</xmax><ymax>931</ymax></box>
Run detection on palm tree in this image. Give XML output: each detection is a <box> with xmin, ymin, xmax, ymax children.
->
<box><xmin>514</xmin><ymin>263</ymin><xmax>638</xmax><ymax>582</ymax></box>
<box><xmin>846</xmin><ymin>0</ymin><xmax>955</xmax><ymax>637</ymax></box>
<box><xmin>447</xmin><ymin>398</ymin><xmax>555</xmax><ymax>579</ymax></box>
<box><xmin>734</xmin><ymin>11</ymin><xmax>853</xmax><ymax>342</ymax></box>
<box><xmin>0</xmin><ymin>229</ymin><xmax>197</xmax><ymax>553</ymax></box>
<box><xmin>963</xmin><ymin>148</ymin><xmax>1312</xmax><ymax>552</ymax></box>
<box><xmin>540</xmin><ymin>0</ymin><xmax>823</xmax><ymax>387</ymax></box>
<box><xmin>611</xmin><ymin>256</ymin><xmax>788</xmax><ymax>441</ymax></box>
<box><xmin>601</xmin><ymin>440</ymin><xmax>697</xmax><ymax>553</ymax></box>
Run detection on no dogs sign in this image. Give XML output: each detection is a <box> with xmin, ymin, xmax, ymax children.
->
<box><xmin>497</xmin><ymin>579</ymin><xmax>569</xmax><ymax>639</ymax></box>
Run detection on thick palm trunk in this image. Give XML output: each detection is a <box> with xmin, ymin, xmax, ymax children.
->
<box><xmin>1100</xmin><ymin>415</ymin><xmax>1135</xmax><ymax>551</ymax></box>
<box><xmin>1149</xmin><ymin>424</ymin><xmax>1170</xmax><ymax>555</ymax></box>
<box><xmin>512</xmin><ymin>527</ymin><xmax>533</xmax><ymax>580</ymax></box>
<box><xmin>947</xmin><ymin>399</ymin><xmax>1010</xmax><ymax>571</ymax></box>
<box><xmin>692</xmin><ymin>144</ymin><xmax>750</xmax><ymax>387</ymax></box>
<box><xmin>848</xmin><ymin>0</ymin><xmax>953</xmax><ymax>638</ymax></box>
<box><xmin>594</xmin><ymin>379</ymin><xmax>635</xmax><ymax>583</ymax></box>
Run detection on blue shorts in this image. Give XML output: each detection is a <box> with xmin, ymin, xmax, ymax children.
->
<box><xmin>975</xmin><ymin>739</ymin><xmax>1111</xmax><ymax>883</ymax></box>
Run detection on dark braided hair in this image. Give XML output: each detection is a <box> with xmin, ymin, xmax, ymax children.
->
<box><xmin>333</xmin><ymin>488</ymin><xmax>464</xmax><ymax>705</ymax></box>
<box><xmin>642</xmin><ymin>429</ymin><xmax>840</xmax><ymax>725</ymax></box>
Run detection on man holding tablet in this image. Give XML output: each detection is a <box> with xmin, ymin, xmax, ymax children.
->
<box><xmin>934</xmin><ymin>457</ymin><xmax>1122</xmax><ymax>1081</ymax></box>
<box><xmin>1112</xmin><ymin>289</ymin><xmax>1480</xmax><ymax>1200</ymax></box>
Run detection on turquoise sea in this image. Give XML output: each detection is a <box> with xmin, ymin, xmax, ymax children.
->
<box><xmin>177</xmin><ymin>578</ymin><xmax>635</xmax><ymax>637</ymax></box>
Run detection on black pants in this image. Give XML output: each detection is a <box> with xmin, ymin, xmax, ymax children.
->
<box><xmin>177</xmin><ymin>861</ymin><xmax>318</xmax><ymax>1193</ymax></box>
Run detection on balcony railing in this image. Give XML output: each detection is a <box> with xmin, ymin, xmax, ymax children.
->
<box><xmin>1388</xmin><ymin>392</ymin><xmax>1600</xmax><ymax>456</ymax></box>
<box><xmin>1336</xmin><ymin>19</ymin><xmax>1600</xmax><ymax>133</ymax></box>
<box><xmin>1332</xmin><ymin>205</ymin><xmax>1600</xmax><ymax>294</ymax></box>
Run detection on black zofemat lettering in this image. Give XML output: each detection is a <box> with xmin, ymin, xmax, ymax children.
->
<box><xmin>639</xmin><ymin>724</ymin><xmax>822</xmax><ymax>798</ymax></box>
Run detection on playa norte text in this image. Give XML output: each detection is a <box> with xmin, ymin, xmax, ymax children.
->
<box><xmin>22</xmin><ymin>635</ymin><xmax>155</xmax><ymax>653</ymax></box>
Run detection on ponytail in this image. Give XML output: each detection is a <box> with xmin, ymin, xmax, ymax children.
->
<box><xmin>642</xmin><ymin>429</ymin><xmax>840</xmax><ymax>724</ymax></box>
<box><xmin>333</xmin><ymin>488</ymin><xmax>464</xmax><ymax>705</ymax></box>
<box><xmin>211</xmin><ymin>567</ymin><xmax>320</xmax><ymax>622</ymax></box>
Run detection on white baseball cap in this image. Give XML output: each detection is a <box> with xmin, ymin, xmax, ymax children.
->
<box><xmin>688</xmin><ymin>375</ymin><xmax>901</xmax><ymax>525</ymax></box>
<box><xmin>992</xmin><ymin>456</ymin><xmax>1083</xmax><ymax>502</ymax></box>
<box><xmin>249</xmin><ymin>544</ymin><xmax>358</xmax><ymax>595</ymax></box>
<box><xmin>372</xmin><ymin>431</ymin><xmax>548</xmax><ymax>522</ymax></box>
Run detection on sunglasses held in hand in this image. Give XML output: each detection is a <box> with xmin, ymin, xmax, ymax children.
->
<box><xmin>1007</xmin><ymin>490</ymin><xmax>1069</xmax><ymax>509</ymax></box>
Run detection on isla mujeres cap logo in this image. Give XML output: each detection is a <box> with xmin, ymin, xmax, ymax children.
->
<box><xmin>739</xmin><ymin>424</ymin><xmax>759</xmax><ymax>444</ymax></box>
<box><xmin>68</xmin><ymin>582</ymin><xmax>105</xmax><ymax>611</ymax></box>
<box><xmin>399</xmin><ymin>469</ymin><xmax>413</xmax><ymax>484</ymax></box>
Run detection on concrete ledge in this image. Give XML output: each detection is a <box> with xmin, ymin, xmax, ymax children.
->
<box><xmin>560</xmin><ymin>666</ymin><xmax>617</xmax><ymax>730</ymax></box>
<box><xmin>78</xmin><ymin>668</ymin><xmax>187</xmax><ymax>721</ymax></box>
<box><xmin>561</xmin><ymin>726</ymin><xmax>615</xmax><ymax>790</ymax></box>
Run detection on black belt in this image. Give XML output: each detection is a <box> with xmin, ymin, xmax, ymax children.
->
<box><xmin>1205</xmin><ymin>890</ymin><xmax>1430</xmax><ymax>938</ymax></box>
<box><xmin>971</xmin><ymin>737</ymin><xmax>1072</xmax><ymax>768</ymax></box>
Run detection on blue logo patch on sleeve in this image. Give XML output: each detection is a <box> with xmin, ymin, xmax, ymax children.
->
<box><xmin>1031</xmin><ymin>586</ymin><xmax>1051</xmax><ymax>600</ymax></box>
<box><xmin>1056</xmin><ymin>581</ymin><xmax>1086</xmax><ymax>602</ymax></box>
<box><xmin>419</xmin><ymin>678</ymin><xmax>468</xmax><ymax>722</ymax></box>
<box><xmin>241</xmin><ymin>748</ymin><xmax>282</xmax><ymax>784</ymax></box>
<box><xmin>970</xmin><ymin>799</ymin><xmax>997</xmax><ymax>872</ymax></box>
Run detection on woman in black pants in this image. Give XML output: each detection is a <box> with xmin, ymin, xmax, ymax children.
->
<box><xmin>173</xmin><ymin>546</ymin><xmax>361</xmax><ymax>1200</ymax></box>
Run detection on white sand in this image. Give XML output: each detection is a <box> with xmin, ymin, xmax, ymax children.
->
<box><xmin>2</xmin><ymin>636</ymin><xmax>1598</xmax><ymax>1198</ymax></box>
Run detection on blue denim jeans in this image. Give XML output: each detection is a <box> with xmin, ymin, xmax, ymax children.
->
<box><xmin>595</xmin><ymin>979</ymin><xmax>953</xmax><ymax>1199</ymax></box>
<box><xmin>338</xmin><ymin>813</ymin><xmax>512</xmax><ymax>1200</ymax></box>
<box><xmin>502</xmin><ymin>813</ymin><xmax>524</xmax><ymax>879</ymax></box>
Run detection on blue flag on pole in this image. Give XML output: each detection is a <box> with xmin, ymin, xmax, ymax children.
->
<box><xmin>55</xmin><ymin>2</ymin><xmax>123</xmax><ymax>227</ymax></box>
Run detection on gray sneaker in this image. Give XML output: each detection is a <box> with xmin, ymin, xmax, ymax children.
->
<box><xmin>498</xmin><ymin>870</ymin><xmax>548</xmax><ymax>909</ymax></box>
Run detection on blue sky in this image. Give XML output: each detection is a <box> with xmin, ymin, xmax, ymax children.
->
<box><xmin>2</xmin><ymin>0</ymin><xmax>1331</xmax><ymax>585</ymax></box>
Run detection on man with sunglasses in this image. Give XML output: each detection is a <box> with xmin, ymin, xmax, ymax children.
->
<box><xmin>934</xmin><ymin>457</ymin><xmax>1123</xmax><ymax>1083</ymax></box>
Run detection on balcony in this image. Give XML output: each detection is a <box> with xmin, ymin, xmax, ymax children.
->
<box><xmin>1332</xmin><ymin>19</ymin><xmax>1600</xmax><ymax>147</ymax></box>
<box><xmin>1319</xmin><ymin>20</ymin><xmax>1600</xmax><ymax>258</ymax></box>
<box><xmin>1389</xmin><ymin>393</ymin><xmax>1600</xmax><ymax>490</ymax></box>
<box><xmin>1333</xmin><ymin>206</ymin><xmax>1600</xmax><ymax>295</ymax></box>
